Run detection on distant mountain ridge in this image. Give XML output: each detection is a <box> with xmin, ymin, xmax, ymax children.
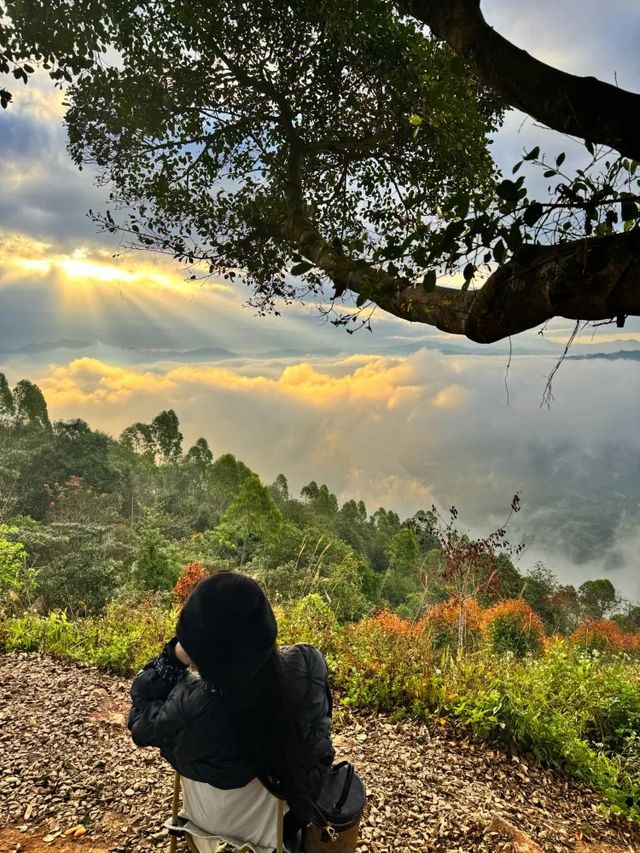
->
<box><xmin>567</xmin><ymin>350</ymin><xmax>640</xmax><ymax>362</ymax></box>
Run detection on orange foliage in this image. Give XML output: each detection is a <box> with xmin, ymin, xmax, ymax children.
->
<box><xmin>481</xmin><ymin>598</ymin><xmax>545</xmax><ymax>656</ymax></box>
<box><xmin>421</xmin><ymin>597</ymin><xmax>482</xmax><ymax>650</ymax></box>
<box><xmin>372</xmin><ymin>609</ymin><xmax>414</xmax><ymax>636</ymax></box>
<box><xmin>173</xmin><ymin>561</ymin><xmax>207</xmax><ymax>603</ymax></box>
<box><xmin>571</xmin><ymin>620</ymin><xmax>639</xmax><ymax>654</ymax></box>
<box><xmin>482</xmin><ymin>598</ymin><xmax>545</xmax><ymax>634</ymax></box>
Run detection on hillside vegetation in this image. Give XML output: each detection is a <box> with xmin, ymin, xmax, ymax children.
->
<box><xmin>1</xmin><ymin>373</ymin><xmax>639</xmax><ymax>823</ymax></box>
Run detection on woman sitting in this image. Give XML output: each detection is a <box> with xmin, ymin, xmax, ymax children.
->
<box><xmin>128</xmin><ymin>572</ymin><xmax>334</xmax><ymax>851</ymax></box>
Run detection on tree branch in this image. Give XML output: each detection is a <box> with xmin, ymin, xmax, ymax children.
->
<box><xmin>282</xmin><ymin>145</ymin><xmax>640</xmax><ymax>342</ymax></box>
<box><xmin>406</xmin><ymin>0</ymin><xmax>640</xmax><ymax>160</ymax></box>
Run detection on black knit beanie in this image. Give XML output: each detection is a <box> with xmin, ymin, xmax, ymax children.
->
<box><xmin>176</xmin><ymin>572</ymin><xmax>277</xmax><ymax>686</ymax></box>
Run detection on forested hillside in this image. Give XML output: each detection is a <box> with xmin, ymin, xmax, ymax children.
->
<box><xmin>1</xmin><ymin>371</ymin><xmax>638</xmax><ymax>635</ymax></box>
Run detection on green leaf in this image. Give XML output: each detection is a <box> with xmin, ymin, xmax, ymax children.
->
<box><xmin>523</xmin><ymin>146</ymin><xmax>540</xmax><ymax>161</ymax></box>
<box><xmin>422</xmin><ymin>269</ymin><xmax>437</xmax><ymax>292</ymax></box>
<box><xmin>495</xmin><ymin>180</ymin><xmax>521</xmax><ymax>204</ymax></box>
<box><xmin>290</xmin><ymin>261</ymin><xmax>314</xmax><ymax>276</ymax></box>
<box><xmin>463</xmin><ymin>262</ymin><xmax>475</xmax><ymax>282</ymax></box>
<box><xmin>493</xmin><ymin>240</ymin><xmax>506</xmax><ymax>264</ymax></box>
<box><xmin>408</xmin><ymin>114</ymin><xmax>423</xmax><ymax>127</ymax></box>
<box><xmin>523</xmin><ymin>202</ymin><xmax>544</xmax><ymax>227</ymax></box>
<box><xmin>555</xmin><ymin>152</ymin><xmax>566</xmax><ymax>168</ymax></box>
<box><xmin>620</xmin><ymin>199</ymin><xmax>639</xmax><ymax>222</ymax></box>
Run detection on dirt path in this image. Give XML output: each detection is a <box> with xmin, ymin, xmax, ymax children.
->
<box><xmin>1</xmin><ymin>652</ymin><xmax>638</xmax><ymax>852</ymax></box>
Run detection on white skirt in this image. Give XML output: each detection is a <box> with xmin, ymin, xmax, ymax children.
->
<box><xmin>178</xmin><ymin>775</ymin><xmax>288</xmax><ymax>853</ymax></box>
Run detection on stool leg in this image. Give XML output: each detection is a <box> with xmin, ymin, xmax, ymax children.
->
<box><xmin>276</xmin><ymin>799</ymin><xmax>284</xmax><ymax>853</ymax></box>
<box><xmin>169</xmin><ymin>771</ymin><xmax>181</xmax><ymax>853</ymax></box>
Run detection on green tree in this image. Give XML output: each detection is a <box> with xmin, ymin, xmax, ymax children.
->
<box><xmin>269</xmin><ymin>474</ymin><xmax>290</xmax><ymax>506</ymax></box>
<box><xmin>381</xmin><ymin>527</ymin><xmax>421</xmax><ymax>609</ymax></box>
<box><xmin>150</xmin><ymin>409</ymin><xmax>183</xmax><ymax>462</ymax></box>
<box><xmin>0</xmin><ymin>373</ymin><xmax>15</xmax><ymax>421</ymax></box>
<box><xmin>216</xmin><ymin>474</ymin><xmax>281</xmax><ymax>566</ymax></box>
<box><xmin>614</xmin><ymin>604</ymin><xmax>640</xmax><ymax>633</ymax></box>
<box><xmin>522</xmin><ymin>562</ymin><xmax>558</xmax><ymax>629</ymax></box>
<box><xmin>12</xmin><ymin>379</ymin><xmax>51</xmax><ymax>430</ymax></box>
<box><xmin>119</xmin><ymin>422</ymin><xmax>155</xmax><ymax>458</ymax></box>
<box><xmin>301</xmin><ymin>483</ymin><xmax>338</xmax><ymax>518</ymax></box>
<box><xmin>185</xmin><ymin>437</ymin><xmax>213</xmax><ymax>470</ymax></box>
<box><xmin>579</xmin><ymin>578</ymin><xmax>619</xmax><ymax>620</ymax></box>
<box><xmin>208</xmin><ymin>453</ymin><xmax>251</xmax><ymax>519</ymax></box>
<box><xmin>130</xmin><ymin>518</ymin><xmax>180</xmax><ymax>592</ymax></box>
<box><xmin>53</xmin><ymin>419</ymin><xmax>119</xmax><ymax>494</ymax></box>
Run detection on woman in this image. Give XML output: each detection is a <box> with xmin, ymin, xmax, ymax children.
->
<box><xmin>128</xmin><ymin>572</ymin><xmax>334</xmax><ymax>852</ymax></box>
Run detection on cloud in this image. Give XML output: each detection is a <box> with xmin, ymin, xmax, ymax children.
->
<box><xmin>39</xmin><ymin>353</ymin><xmax>424</xmax><ymax>410</ymax></box>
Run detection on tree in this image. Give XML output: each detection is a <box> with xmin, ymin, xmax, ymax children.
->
<box><xmin>185</xmin><ymin>437</ymin><xmax>213</xmax><ymax>470</ymax></box>
<box><xmin>130</xmin><ymin>517</ymin><xmax>180</xmax><ymax>592</ymax></box>
<box><xmin>301</xmin><ymin>483</ymin><xmax>338</xmax><ymax>517</ymax></box>
<box><xmin>0</xmin><ymin>373</ymin><xmax>15</xmax><ymax>421</ymax></box>
<box><xmin>430</xmin><ymin>499</ymin><xmax>523</xmax><ymax>648</ymax></box>
<box><xmin>381</xmin><ymin>527</ymin><xmax>421</xmax><ymax>608</ymax></box>
<box><xmin>208</xmin><ymin>453</ymin><xmax>251</xmax><ymax>519</ymax></box>
<box><xmin>269</xmin><ymin>474</ymin><xmax>290</xmax><ymax>506</ymax></box>
<box><xmin>53</xmin><ymin>419</ymin><xmax>119</xmax><ymax>494</ymax></box>
<box><xmin>579</xmin><ymin>578</ymin><xmax>619</xmax><ymax>621</ymax></box>
<box><xmin>522</xmin><ymin>561</ymin><xmax>558</xmax><ymax>630</ymax></box>
<box><xmin>5</xmin><ymin>0</ymin><xmax>640</xmax><ymax>343</ymax></box>
<box><xmin>216</xmin><ymin>474</ymin><xmax>281</xmax><ymax>565</ymax></box>
<box><xmin>12</xmin><ymin>379</ymin><xmax>51</xmax><ymax>430</ymax></box>
<box><xmin>150</xmin><ymin>409</ymin><xmax>183</xmax><ymax>462</ymax></box>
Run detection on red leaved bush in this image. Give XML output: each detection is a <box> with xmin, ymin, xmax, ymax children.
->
<box><xmin>571</xmin><ymin>620</ymin><xmax>639</xmax><ymax>654</ymax></box>
<box><xmin>421</xmin><ymin>597</ymin><xmax>482</xmax><ymax>651</ymax></box>
<box><xmin>173</xmin><ymin>561</ymin><xmax>207</xmax><ymax>603</ymax></box>
<box><xmin>482</xmin><ymin>598</ymin><xmax>545</xmax><ymax>656</ymax></box>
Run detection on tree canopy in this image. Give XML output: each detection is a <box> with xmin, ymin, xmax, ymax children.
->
<box><xmin>2</xmin><ymin>0</ymin><xmax>640</xmax><ymax>341</ymax></box>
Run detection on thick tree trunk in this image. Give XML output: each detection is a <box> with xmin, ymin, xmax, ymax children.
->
<box><xmin>407</xmin><ymin>0</ymin><xmax>640</xmax><ymax>161</ymax></box>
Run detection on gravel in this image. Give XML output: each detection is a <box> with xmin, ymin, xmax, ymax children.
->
<box><xmin>1</xmin><ymin>652</ymin><xmax>638</xmax><ymax>853</ymax></box>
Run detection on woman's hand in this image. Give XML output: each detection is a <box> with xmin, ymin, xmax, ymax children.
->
<box><xmin>175</xmin><ymin>641</ymin><xmax>192</xmax><ymax>667</ymax></box>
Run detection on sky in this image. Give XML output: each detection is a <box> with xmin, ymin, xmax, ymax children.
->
<box><xmin>1</xmin><ymin>1</ymin><xmax>639</xmax><ymax>600</ymax></box>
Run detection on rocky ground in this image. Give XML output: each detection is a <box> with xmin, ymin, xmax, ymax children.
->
<box><xmin>1</xmin><ymin>652</ymin><xmax>638</xmax><ymax>853</ymax></box>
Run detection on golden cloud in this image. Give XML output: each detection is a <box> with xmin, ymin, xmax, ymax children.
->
<box><xmin>40</xmin><ymin>354</ymin><xmax>424</xmax><ymax>410</ymax></box>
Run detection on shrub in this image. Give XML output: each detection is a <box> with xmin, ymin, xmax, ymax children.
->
<box><xmin>0</xmin><ymin>527</ymin><xmax>36</xmax><ymax>612</ymax></box>
<box><xmin>482</xmin><ymin>598</ymin><xmax>545</xmax><ymax>657</ymax></box>
<box><xmin>332</xmin><ymin>611</ymin><xmax>438</xmax><ymax>714</ymax></box>
<box><xmin>571</xmin><ymin>620</ymin><xmax>639</xmax><ymax>655</ymax></box>
<box><xmin>423</xmin><ymin>597</ymin><xmax>482</xmax><ymax>651</ymax></box>
<box><xmin>0</xmin><ymin>597</ymin><xmax>175</xmax><ymax>675</ymax></box>
<box><xmin>174</xmin><ymin>561</ymin><xmax>207</xmax><ymax>603</ymax></box>
<box><xmin>278</xmin><ymin>593</ymin><xmax>339</xmax><ymax>655</ymax></box>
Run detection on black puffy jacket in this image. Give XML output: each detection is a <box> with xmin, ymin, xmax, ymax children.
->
<box><xmin>128</xmin><ymin>642</ymin><xmax>334</xmax><ymax>815</ymax></box>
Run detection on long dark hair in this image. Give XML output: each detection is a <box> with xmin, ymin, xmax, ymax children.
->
<box><xmin>221</xmin><ymin>645</ymin><xmax>313</xmax><ymax>805</ymax></box>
